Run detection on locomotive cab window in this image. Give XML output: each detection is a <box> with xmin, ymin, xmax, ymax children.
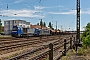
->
<box><xmin>12</xmin><ymin>27</ymin><xmax>18</xmax><ymax>31</ymax></box>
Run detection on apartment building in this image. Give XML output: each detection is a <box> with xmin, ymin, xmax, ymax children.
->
<box><xmin>4</xmin><ymin>20</ymin><xmax>30</xmax><ymax>34</ymax></box>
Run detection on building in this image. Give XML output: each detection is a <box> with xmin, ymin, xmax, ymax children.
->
<box><xmin>30</xmin><ymin>25</ymin><xmax>47</xmax><ymax>29</ymax></box>
<box><xmin>1</xmin><ymin>26</ymin><xmax>4</xmax><ymax>33</ymax></box>
<box><xmin>4</xmin><ymin>20</ymin><xmax>30</xmax><ymax>34</ymax></box>
<box><xmin>30</xmin><ymin>24</ymin><xmax>53</xmax><ymax>30</ymax></box>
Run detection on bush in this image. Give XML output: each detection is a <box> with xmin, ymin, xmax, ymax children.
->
<box><xmin>81</xmin><ymin>23</ymin><xmax>90</xmax><ymax>48</ymax></box>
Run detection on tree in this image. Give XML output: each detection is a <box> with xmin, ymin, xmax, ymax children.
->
<box><xmin>40</xmin><ymin>19</ymin><xmax>46</xmax><ymax>27</ymax></box>
<box><xmin>48</xmin><ymin>22</ymin><xmax>54</xmax><ymax>29</ymax></box>
<box><xmin>0</xmin><ymin>19</ymin><xmax>2</xmax><ymax>33</ymax></box>
<box><xmin>42</xmin><ymin>22</ymin><xmax>44</xmax><ymax>26</ymax></box>
<box><xmin>51</xmin><ymin>26</ymin><xmax>54</xmax><ymax>30</ymax></box>
<box><xmin>43</xmin><ymin>22</ymin><xmax>46</xmax><ymax>27</ymax></box>
<box><xmin>58</xmin><ymin>29</ymin><xmax>60</xmax><ymax>31</ymax></box>
<box><xmin>40</xmin><ymin>19</ymin><xmax>43</xmax><ymax>26</ymax></box>
<box><xmin>81</xmin><ymin>23</ymin><xmax>90</xmax><ymax>47</ymax></box>
<box><xmin>37</xmin><ymin>23</ymin><xmax>39</xmax><ymax>25</ymax></box>
<box><xmin>48</xmin><ymin>22</ymin><xmax>52</xmax><ymax>28</ymax></box>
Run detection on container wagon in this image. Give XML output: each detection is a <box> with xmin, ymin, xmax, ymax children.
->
<box><xmin>39</xmin><ymin>29</ymin><xmax>51</xmax><ymax>36</ymax></box>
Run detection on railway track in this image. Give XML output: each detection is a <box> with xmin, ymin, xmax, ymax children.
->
<box><xmin>0</xmin><ymin>36</ymin><xmax>61</xmax><ymax>54</ymax></box>
<box><xmin>0</xmin><ymin>36</ymin><xmax>56</xmax><ymax>43</ymax></box>
<box><xmin>7</xmin><ymin>35</ymin><xmax>72</xmax><ymax>60</ymax></box>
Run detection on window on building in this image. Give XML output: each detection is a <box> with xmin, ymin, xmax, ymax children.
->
<box><xmin>5</xmin><ymin>21</ymin><xmax>8</xmax><ymax>24</ymax></box>
<box><xmin>27</xmin><ymin>26</ymin><xmax>29</xmax><ymax>28</ymax></box>
<box><xmin>15</xmin><ymin>21</ymin><xmax>16</xmax><ymax>23</ymax></box>
<box><xmin>23</xmin><ymin>25</ymin><xmax>25</xmax><ymax>27</ymax></box>
<box><xmin>22</xmin><ymin>21</ymin><xmax>26</xmax><ymax>24</ymax></box>
<box><xmin>19</xmin><ymin>21</ymin><xmax>21</xmax><ymax>24</ymax></box>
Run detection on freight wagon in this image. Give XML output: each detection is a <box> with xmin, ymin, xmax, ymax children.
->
<box><xmin>39</xmin><ymin>29</ymin><xmax>51</xmax><ymax>36</ymax></box>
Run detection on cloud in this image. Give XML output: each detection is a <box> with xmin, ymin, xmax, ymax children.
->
<box><xmin>59</xmin><ymin>5</ymin><xmax>64</xmax><ymax>8</ymax></box>
<box><xmin>2</xmin><ymin>8</ymin><xmax>90</xmax><ymax>18</ymax></box>
<box><xmin>15</xmin><ymin>0</ymin><xmax>24</xmax><ymax>3</ymax></box>
<box><xmin>34</xmin><ymin>6</ymin><xmax>46</xmax><ymax>10</ymax></box>
<box><xmin>49</xmin><ymin>8</ymin><xmax>90</xmax><ymax>15</ymax></box>
<box><xmin>1</xmin><ymin>9</ymin><xmax>44</xmax><ymax>18</ymax></box>
<box><xmin>49</xmin><ymin>10</ymin><xmax>76</xmax><ymax>15</ymax></box>
<box><xmin>81</xmin><ymin>9</ymin><xmax>90</xmax><ymax>14</ymax></box>
<box><xmin>34</xmin><ymin>5</ymin><xmax>64</xmax><ymax>10</ymax></box>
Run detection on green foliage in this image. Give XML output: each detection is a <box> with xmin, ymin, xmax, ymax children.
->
<box><xmin>48</xmin><ymin>22</ymin><xmax>54</xmax><ymax>30</ymax></box>
<box><xmin>81</xmin><ymin>23</ymin><xmax>90</xmax><ymax>47</ymax></box>
<box><xmin>78</xmin><ymin>48</ymin><xmax>84</xmax><ymax>54</ymax></box>
<box><xmin>37</xmin><ymin>23</ymin><xmax>39</xmax><ymax>25</ymax></box>
<box><xmin>40</xmin><ymin>19</ymin><xmax>43</xmax><ymax>26</ymax></box>
<box><xmin>0</xmin><ymin>19</ymin><xmax>2</xmax><ymax>33</ymax></box>
<box><xmin>52</xmin><ymin>28</ymin><xmax>54</xmax><ymax>30</ymax></box>
<box><xmin>39</xmin><ymin>19</ymin><xmax>46</xmax><ymax>27</ymax></box>
<box><xmin>48</xmin><ymin>22</ymin><xmax>52</xmax><ymax>28</ymax></box>
<box><xmin>43</xmin><ymin>22</ymin><xmax>46</xmax><ymax>27</ymax></box>
<box><xmin>6</xmin><ymin>55</ymin><xmax>12</xmax><ymax>59</ymax></box>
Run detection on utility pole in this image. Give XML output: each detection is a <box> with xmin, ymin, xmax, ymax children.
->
<box><xmin>0</xmin><ymin>7</ymin><xmax>1</xmax><ymax>13</ymax></box>
<box><xmin>56</xmin><ymin>21</ymin><xmax>57</xmax><ymax>34</ymax></box>
<box><xmin>40</xmin><ymin>19</ymin><xmax>42</xmax><ymax>40</ymax></box>
<box><xmin>0</xmin><ymin>19</ymin><xmax>2</xmax><ymax>33</ymax></box>
<box><xmin>7</xmin><ymin>4</ymin><xmax>8</xmax><ymax>10</ymax></box>
<box><xmin>52</xmin><ymin>21</ymin><xmax>53</xmax><ymax>29</ymax></box>
<box><xmin>76</xmin><ymin>0</ymin><xmax>80</xmax><ymax>51</ymax></box>
<box><xmin>41</xmin><ymin>19</ymin><xmax>42</xmax><ymax>29</ymax></box>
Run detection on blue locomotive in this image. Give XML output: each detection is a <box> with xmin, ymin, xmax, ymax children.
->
<box><xmin>11</xmin><ymin>26</ymin><xmax>51</xmax><ymax>37</ymax></box>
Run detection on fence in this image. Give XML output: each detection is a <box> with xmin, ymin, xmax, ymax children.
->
<box><xmin>49</xmin><ymin>36</ymin><xmax>76</xmax><ymax>60</ymax></box>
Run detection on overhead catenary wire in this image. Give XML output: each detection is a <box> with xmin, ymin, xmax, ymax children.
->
<box><xmin>39</xmin><ymin>0</ymin><xmax>41</xmax><ymax>3</ymax></box>
<box><xmin>39</xmin><ymin>0</ymin><xmax>43</xmax><ymax>6</ymax></box>
<box><xmin>7</xmin><ymin>4</ymin><xmax>8</xmax><ymax>10</ymax></box>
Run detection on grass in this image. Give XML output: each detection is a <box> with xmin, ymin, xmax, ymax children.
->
<box><xmin>0</xmin><ymin>35</ymin><xmax>11</xmax><ymax>38</ymax></box>
<box><xmin>45</xmin><ymin>57</ymin><xmax>49</xmax><ymax>60</ymax></box>
<box><xmin>60</xmin><ymin>51</ymin><xmax>72</xmax><ymax>60</ymax></box>
<box><xmin>0</xmin><ymin>52</ymin><xmax>2</xmax><ymax>55</ymax></box>
<box><xmin>0</xmin><ymin>35</ymin><xmax>11</xmax><ymax>37</ymax></box>
<box><xmin>60</xmin><ymin>46</ymin><xmax>90</xmax><ymax>60</ymax></box>
<box><xmin>6</xmin><ymin>55</ymin><xmax>12</xmax><ymax>59</ymax></box>
<box><xmin>18</xmin><ymin>47</ymin><xmax>24</xmax><ymax>50</ymax></box>
<box><xmin>0</xmin><ymin>51</ymin><xmax>21</xmax><ymax>60</ymax></box>
<box><xmin>16</xmin><ymin>52</ymin><xmax>21</xmax><ymax>55</ymax></box>
<box><xmin>78</xmin><ymin>48</ymin><xmax>84</xmax><ymax>55</ymax></box>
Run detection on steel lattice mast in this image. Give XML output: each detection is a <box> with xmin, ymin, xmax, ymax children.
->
<box><xmin>76</xmin><ymin>0</ymin><xmax>80</xmax><ymax>44</ymax></box>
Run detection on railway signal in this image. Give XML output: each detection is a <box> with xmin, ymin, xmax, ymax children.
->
<box><xmin>56</xmin><ymin>21</ymin><xmax>57</xmax><ymax>34</ymax></box>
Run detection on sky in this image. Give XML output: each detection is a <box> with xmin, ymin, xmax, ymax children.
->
<box><xmin>0</xmin><ymin>0</ymin><xmax>90</xmax><ymax>31</ymax></box>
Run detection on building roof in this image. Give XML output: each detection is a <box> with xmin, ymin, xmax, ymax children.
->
<box><xmin>4</xmin><ymin>20</ymin><xmax>26</xmax><ymax>22</ymax></box>
<box><xmin>50</xmin><ymin>30</ymin><xmax>56</xmax><ymax>32</ymax></box>
<box><xmin>30</xmin><ymin>25</ymin><xmax>47</xmax><ymax>29</ymax></box>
